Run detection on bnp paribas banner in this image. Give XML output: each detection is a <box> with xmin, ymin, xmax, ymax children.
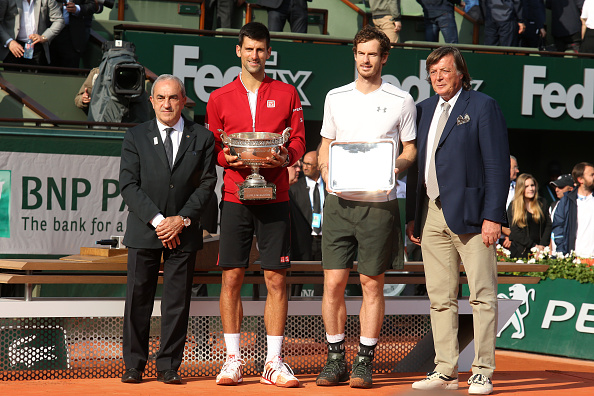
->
<box><xmin>496</xmin><ymin>279</ymin><xmax>594</xmax><ymax>360</ymax></box>
<box><xmin>123</xmin><ymin>30</ymin><xmax>594</xmax><ymax>131</ymax></box>
<box><xmin>0</xmin><ymin>151</ymin><xmax>126</xmax><ymax>255</ymax></box>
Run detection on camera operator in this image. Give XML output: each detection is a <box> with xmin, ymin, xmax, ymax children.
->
<box><xmin>86</xmin><ymin>41</ymin><xmax>152</xmax><ymax>123</ymax></box>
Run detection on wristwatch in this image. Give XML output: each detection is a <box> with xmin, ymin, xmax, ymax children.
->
<box><xmin>282</xmin><ymin>152</ymin><xmax>291</xmax><ymax>167</ymax></box>
<box><xmin>180</xmin><ymin>216</ymin><xmax>191</xmax><ymax>227</ymax></box>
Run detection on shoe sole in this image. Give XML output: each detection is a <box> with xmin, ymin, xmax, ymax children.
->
<box><xmin>260</xmin><ymin>377</ymin><xmax>299</xmax><ymax>388</ymax></box>
<box><xmin>121</xmin><ymin>378</ymin><xmax>141</xmax><ymax>383</ymax></box>
<box><xmin>349</xmin><ymin>377</ymin><xmax>372</xmax><ymax>389</ymax></box>
<box><xmin>316</xmin><ymin>373</ymin><xmax>349</xmax><ymax>386</ymax></box>
<box><xmin>216</xmin><ymin>377</ymin><xmax>242</xmax><ymax>385</ymax></box>
<box><xmin>412</xmin><ymin>380</ymin><xmax>459</xmax><ymax>390</ymax></box>
<box><xmin>468</xmin><ymin>386</ymin><xmax>493</xmax><ymax>395</ymax></box>
<box><xmin>158</xmin><ymin>378</ymin><xmax>182</xmax><ymax>384</ymax></box>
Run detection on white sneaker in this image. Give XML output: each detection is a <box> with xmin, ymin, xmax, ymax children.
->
<box><xmin>216</xmin><ymin>355</ymin><xmax>245</xmax><ymax>385</ymax></box>
<box><xmin>467</xmin><ymin>373</ymin><xmax>493</xmax><ymax>395</ymax></box>
<box><xmin>412</xmin><ymin>371</ymin><xmax>459</xmax><ymax>390</ymax></box>
<box><xmin>260</xmin><ymin>355</ymin><xmax>299</xmax><ymax>388</ymax></box>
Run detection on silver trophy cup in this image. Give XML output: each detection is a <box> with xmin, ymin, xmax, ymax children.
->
<box><xmin>219</xmin><ymin>128</ymin><xmax>291</xmax><ymax>200</ymax></box>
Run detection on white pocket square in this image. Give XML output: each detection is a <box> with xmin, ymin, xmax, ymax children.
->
<box><xmin>456</xmin><ymin>114</ymin><xmax>470</xmax><ymax>125</ymax></box>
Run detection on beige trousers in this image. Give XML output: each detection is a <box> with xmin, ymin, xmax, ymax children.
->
<box><xmin>373</xmin><ymin>15</ymin><xmax>399</xmax><ymax>43</ymax></box>
<box><xmin>420</xmin><ymin>198</ymin><xmax>498</xmax><ymax>378</ymax></box>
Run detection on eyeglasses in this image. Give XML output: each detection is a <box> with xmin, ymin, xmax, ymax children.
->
<box><xmin>302</xmin><ymin>162</ymin><xmax>316</xmax><ymax>167</ymax></box>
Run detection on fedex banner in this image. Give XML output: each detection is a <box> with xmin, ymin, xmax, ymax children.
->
<box><xmin>123</xmin><ymin>30</ymin><xmax>594</xmax><ymax>131</ymax></box>
<box><xmin>0</xmin><ymin>152</ymin><xmax>126</xmax><ymax>255</ymax></box>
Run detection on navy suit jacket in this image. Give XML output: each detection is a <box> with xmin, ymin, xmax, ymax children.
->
<box><xmin>407</xmin><ymin>89</ymin><xmax>510</xmax><ymax>237</ymax></box>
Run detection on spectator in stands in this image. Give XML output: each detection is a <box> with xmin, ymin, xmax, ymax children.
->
<box><xmin>74</xmin><ymin>66</ymin><xmax>99</xmax><ymax>113</ymax></box>
<box><xmin>507</xmin><ymin>155</ymin><xmax>520</xmax><ymax>210</ymax></box>
<box><xmin>416</xmin><ymin>0</ymin><xmax>462</xmax><ymax>44</ymax></box>
<box><xmin>204</xmin><ymin>0</ymin><xmax>244</xmax><ymax>30</ymax></box>
<box><xmin>464</xmin><ymin>0</ymin><xmax>483</xmax><ymax>22</ymax></box>
<box><xmin>546</xmin><ymin>0</ymin><xmax>584</xmax><ymax>53</ymax></box>
<box><xmin>316</xmin><ymin>25</ymin><xmax>416</xmax><ymax>389</ymax></box>
<box><xmin>548</xmin><ymin>173</ymin><xmax>574</xmax><ymax>253</ymax></box>
<box><xmin>287</xmin><ymin>158</ymin><xmax>301</xmax><ymax>185</ymax></box>
<box><xmin>507</xmin><ymin>174</ymin><xmax>552</xmax><ymax>258</ymax></box>
<box><xmin>501</xmin><ymin>155</ymin><xmax>519</xmax><ymax>252</ymax></box>
<box><xmin>483</xmin><ymin>0</ymin><xmax>525</xmax><ymax>47</ymax></box>
<box><xmin>289</xmin><ymin>151</ymin><xmax>325</xmax><ymax>296</ymax></box>
<box><xmin>549</xmin><ymin>174</ymin><xmax>575</xmax><ymax>218</ymax></box>
<box><xmin>257</xmin><ymin>0</ymin><xmax>309</xmax><ymax>33</ymax></box>
<box><xmin>50</xmin><ymin>1</ymin><xmax>101</xmax><ymax>68</ymax></box>
<box><xmin>520</xmin><ymin>0</ymin><xmax>546</xmax><ymax>49</ymax></box>
<box><xmin>581</xmin><ymin>0</ymin><xmax>594</xmax><ymax>52</ymax></box>
<box><xmin>369</xmin><ymin>0</ymin><xmax>402</xmax><ymax>43</ymax></box>
<box><xmin>552</xmin><ymin>162</ymin><xmax>594</xmax><ymax>257</ymax></box>
<box><xmin>541</xmin><ymin>160</ymin><xmax>562</xmax><ymax>205</ymax></box>
<box><xmin>0</xmin><ymin>0</ymin><xmax>64</xmax><ymax>66</ymax></box>
<box><xmin>289</xmin><ymin>151</ymin><xmax>325</xmax><ymax>262</ymax></box>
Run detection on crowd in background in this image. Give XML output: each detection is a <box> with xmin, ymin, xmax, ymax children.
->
<box><xmin>501</xmin><ymin>158</ymin><xmax>594</xmax><ymax>260</ymax></box>
<box><xmin>2</xmin><ymin>0</ymin><xmax>594</xmax><ymax>74</ymax></box>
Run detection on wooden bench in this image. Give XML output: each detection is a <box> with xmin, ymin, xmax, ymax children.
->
<box><xmin>0</xmin><ymin>235</ymin><xmax>548</xmax><ymax>300</ymax></box>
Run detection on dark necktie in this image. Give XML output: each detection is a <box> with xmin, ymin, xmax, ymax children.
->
<box><xmin>164</xmin><ymin>127</ymin><xmax>174</xmax><ymax>169</ymax></box>
<box><xmin>426</xmin><ymin>102</ymin><xmax>451</xmax><ymax>200</ymax></box>
<box><xmin>313</xmin><ymin>182</ymin><xmax>321</xmax><ymax>234</ymax></box>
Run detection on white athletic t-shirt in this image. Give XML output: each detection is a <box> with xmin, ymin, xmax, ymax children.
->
<box><xmin>320</xmin><ymin>80</ymin><xmax>417</xmax><ymax>202</ymax></box>
<box><xmin>576</xmin><ymin>193</ymin><xmax>594</xmax><ymax>258</ymax></box>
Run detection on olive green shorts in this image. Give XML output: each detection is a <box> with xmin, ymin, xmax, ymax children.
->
<box><xmin>322</xmin><ymin>194</ymin><xmax>404</xmax><ymax>276</ymax></box>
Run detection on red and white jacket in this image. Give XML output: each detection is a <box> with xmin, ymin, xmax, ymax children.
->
<box><xmin>206</xmin><ymin>75</ymin><xmax>306</xmax><ymax>204</ymax></box>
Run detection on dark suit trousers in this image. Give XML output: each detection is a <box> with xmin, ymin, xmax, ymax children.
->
<box><xmin>123</xmin><ymin>247</ymin><xmax>196</xmax><ymax>372</ymax></box>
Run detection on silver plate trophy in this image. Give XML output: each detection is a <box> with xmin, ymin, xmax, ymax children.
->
<box><xmin>328</xmin><ymin>140</ymin><xmax>396</xmax><ymax>192</ymax></box>
<box><xmin>219</xmin><ymin>128</ymin><xmax>292</xmax><ymax>200</ymax></box>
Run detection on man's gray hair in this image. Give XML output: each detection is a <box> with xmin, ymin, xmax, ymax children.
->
<box><xmin>151</xmin><ymin>74</ymin><xmax>186</xmax><ymax>97</ymax></box>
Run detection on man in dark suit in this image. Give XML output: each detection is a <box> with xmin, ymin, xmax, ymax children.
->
<box><xmin>482</xmin><ymin>0</ymin><xmax>525</xmax><ymax>47</ymax></box>
<box><xmin>49</xmin><ymin>0</ymin><xmax>100</xmax><ymax>68</ymax></box>
<box><xmin>257</xmin><ymin>0</ymin><xmax>308</xmax><ymax>33</ymax></box>
<box><xmin>289</xmin><ymin>150</ymin><xmax>326</xmax><ymax>296</ymax></box>
<box><xmin>119</xmin><ymin>74</ymin><xmax>216</xmax><ymax>384</ymax></box>
<box><xmin>289</xmin><ymin>151</ymin><xmax>326</xmax><ymax>261</ymax></box>
<box><xmin>407</xmin><ymin>46</ymin><xmax>509</xmax><ymax>395</ymax></box>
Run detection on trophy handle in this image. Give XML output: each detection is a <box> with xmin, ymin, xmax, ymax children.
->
<box><xmin>219</xmin><ymin>129</ymin><xmax>230</xmax><ymax>145</ymax></box>
<box><xmin>281</xmin><ymin>127</ymin><xmax>292</xmax><ymax>144</ymax></box>
<box><xmin>218</xmin><ymin>129</ymin><xmax>237</xmax><ymax>156</ymax></box>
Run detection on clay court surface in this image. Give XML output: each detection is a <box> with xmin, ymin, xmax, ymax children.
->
<box><xmin>3</xmin><ymin>350</ymin><xmax>594</xmax><ymax>395</ymax></box>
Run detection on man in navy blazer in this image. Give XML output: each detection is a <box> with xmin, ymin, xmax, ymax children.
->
<box><xmin>406</xmin><ymin>46</ymin><xmax>509</xmax><ymax>395</ymax></box>
<box><xmin>119</xmin><ymin>75</ymin><xmax>216</xmax><ymax>384</ymax></box>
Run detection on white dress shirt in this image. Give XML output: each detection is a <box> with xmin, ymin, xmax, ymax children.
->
<box><xmin>150</xmin><ymin>117</ymin><xmax>185</xmax><ymax>228</ymax></box>
<box><xmin>305</xmin><ymin>175</ymin><xmax>324</xmax><ymax>236</ymax></box>
<box><xmin>424</xmin><ymin>89</ymin><xmax>461</xmax><ymax>183</ymax></box>
<box><xmin>17</xmin><ymin>0</ymin><xmax>38</xmax><ymax>42</ymax></box>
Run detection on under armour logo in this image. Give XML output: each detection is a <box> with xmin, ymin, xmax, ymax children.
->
<box><xmin>377</xmin><ymin>107</ymin><xmax>387</xmax><ymax>113</ymax></box>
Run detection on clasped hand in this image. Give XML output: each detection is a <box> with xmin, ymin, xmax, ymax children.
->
<box><xmin>156</xmin><ymin>216</ymin><xmax>184</xmax><ymax>249</ymax></box>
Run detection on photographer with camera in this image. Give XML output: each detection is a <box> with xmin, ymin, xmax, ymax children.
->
<box><xmin>86</xmin><ymin>40</ymin><xmax>152</xmax><ymax>123</ymax></box>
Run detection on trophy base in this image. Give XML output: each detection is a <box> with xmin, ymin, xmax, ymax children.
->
<box><xmin>236</xmin><ymin>182</ymin><xmax>276</xmax><ymax>200</ymax></box>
